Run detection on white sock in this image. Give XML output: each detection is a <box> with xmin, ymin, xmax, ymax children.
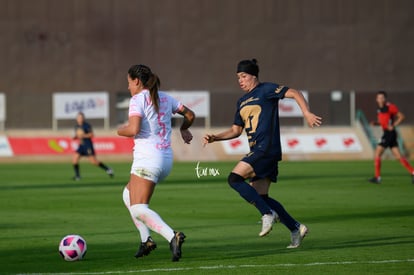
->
<box><xmin>130</xmin><ymin>204</ymin><xmax>175</xmax><ymax>242</ymax></box>
<box><xmin>122</xmin><ymin>187</ymin><xmax>150</xmax><ymax>242</ymax></box>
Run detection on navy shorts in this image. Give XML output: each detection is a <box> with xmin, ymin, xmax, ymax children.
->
<box><xmin>379</xmin><ymin>130</ymin><xmax>398</xmax><ymax>148</ymax></box>
<box><xmin>77</xmin><ymin>145</ymin><xmax>95</xmax><ymax>156</ymax></box>
<box><xmin>241</xmin><ymin>150</ymin><xmax>280</xmax><ymax>182</ymax></box>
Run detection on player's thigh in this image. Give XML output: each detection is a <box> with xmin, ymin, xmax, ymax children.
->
<box><xmin>88</xmin><ymin>155</ymin><xmax>99</xmax><ymax>165</ymax></box>
<box><xmin>390</xmin><ymin>146</ymin><xmax>402</xmax><ymax>159</ymax></box>
<box><xmin>72</xmin><ymin>153</ymin><xmax>81</xmax><ymax>163</ymax></box>
<box><xmin>232</xmin><ymin>161</ymin><xmax>255</xmax><ymax>179</ymax></box>
<box><xmin>374</xmin><ymin>145</ymin><xmax>385</xmax><ymax>157</ymax></box>
<box><xmin>127</xmin><ymin>175</ymin><xmax>156</xmax><ymax>205</ymax></box>
<box><xmin>250</xmin><ymin>178</ymin><xmax>271</xmax><ymax>195</ymax></box>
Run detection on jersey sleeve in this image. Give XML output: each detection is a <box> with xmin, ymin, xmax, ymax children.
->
<box><xmin>84</xmin><ymin>123</ymin><xmax>92</xmax><ymax>134</ymax></box>
<box><xmin>170</xmin><ymin>95</ymin><xmax>184</xmax><ymax>114</ymax></box>
<box><xmin>265</xmin><ymin>83</ymin><xmax>289</xmax><ymax>100</ymax></box>
<box><xmin>389</xmin><ymin>103</ymin><xmax>399</xmax><ymax>115</ymax></box>
<box><xmin>233</xmin><ymin>101</ymin><xmax>244</xmax><ymax>127</ymax></box>
<box><xmin>128</xmin><ymin>94</ymin><xmax>143</xmax><ymax>117</ymax></box>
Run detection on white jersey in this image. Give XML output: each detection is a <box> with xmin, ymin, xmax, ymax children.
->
<box><xmin>128</xmin><ymin>90</ymin><xmax>183</xmax><ymax>182</ymax></box>
<box><xmin>128</xmin><ymin>89</ymin><xmax>183</xmax><ymax>151</ymax></box>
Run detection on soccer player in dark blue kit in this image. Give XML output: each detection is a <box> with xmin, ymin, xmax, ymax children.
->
<box><xmin>203</xmin><ymin>59</ymin><xmax>322</xmax><ymax>248</ymax></box>
<box><xmin>72</xmin><ymin>112</ymin><xmax>114</xmax><ymax>180</ymax></box>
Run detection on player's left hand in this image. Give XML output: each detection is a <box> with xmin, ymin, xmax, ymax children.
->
<box><xmin>180</xmin><ymin>129</ymin><xmax>193</xmax><ymax>144</ymax></box>
<box><xmin>304</xmin><ymin>112</ymin><xmax>322</xmax><ymax>128</ymax></box>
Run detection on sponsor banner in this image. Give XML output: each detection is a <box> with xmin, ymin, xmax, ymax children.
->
<box><xmin>281</xmin><ymin>133</ymin><xmax>362</xmax><ymax>153</ymax></box>
<box><xmin>0</xmin><ymin>136</ymin><xmax>13</xmax><ymax>156</ymax></box>
<box><xmin>7</xmin><ymin>137</ymin><xmax>133</xmax><ymax>155</ymax></box>
<box><xmin>166</xmin><ymin>91</ymin><xmax>210</xmax><ymax>117</ymax></box>
<box><xmin>222</xmin><ymin>133</ymin><xmax>362</xmax><ymax>155</ymax></box>
<box><xmin>53</xmin><ymin>92</ymin><xmax>109</xmax><ymax>119</ymax></box>
<box><xmin>221</xmin><ymin>135</ymin><xmax>250</xmax><ymax>155</ymax></box>
<box><xmin>279</xmin><ymin>91</ymin><xmax>308</xmax><ymax>117</ymax></box>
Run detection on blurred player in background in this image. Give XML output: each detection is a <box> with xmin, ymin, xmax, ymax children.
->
<box><xmin>203</xmin><ymin>59</ymin><xmax>322</xmax><ymax>248</ymax></box>
<box><xmin>72</xmin><ymin>112</ymin><xmax>114</xmax><ymax>180</ymax></box>
<box><xmin>369</xmin><ymin>91</ymin><xmax>414</xmax><ymax>184</ymax></box>
<box><xmin>118</xmin><ymin>64</ymin><xmax>195</xmax><ymax>261</ymax></box>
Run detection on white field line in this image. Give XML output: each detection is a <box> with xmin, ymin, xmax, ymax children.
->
<box><xmin>17</xmin><ymin>259</ymin><xmax>414</xmax><ymax>275</ymax></box>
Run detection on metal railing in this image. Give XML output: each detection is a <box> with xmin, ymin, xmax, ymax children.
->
<box><xmin>355</xmin><ymin>109</ymin><xmax>406</xmax><ymax>155</ymax></box>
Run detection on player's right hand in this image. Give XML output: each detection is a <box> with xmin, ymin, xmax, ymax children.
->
<box><xmin>203</xmin><ymin>134</ymin><xmax>215</xmax><ymax>146</ymax></box>
<box><xmin>180</xmin><ymin>129</ymin><xmax>193</xmax><ymax>144</ymax></box>
<box><xmin>304</xmin><ymin>112</ymin><xmax>322</xmax><ymax>128</ymax></box>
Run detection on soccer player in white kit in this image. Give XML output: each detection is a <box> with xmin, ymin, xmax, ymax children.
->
<box><xmin>118</xmin><ymin>64</ymin><xmax>195</xmax><ymax>262</ymax></box>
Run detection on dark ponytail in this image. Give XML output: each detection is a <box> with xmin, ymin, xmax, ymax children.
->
<box><xmin>128</xmin><ymin>64</ymin><xmax>161</xmax><ymax>113</ymax></box>
<box><xmin>146</xmin><ymin>73</ymin><xmax>160</xmax><ymax>113</ymax></box>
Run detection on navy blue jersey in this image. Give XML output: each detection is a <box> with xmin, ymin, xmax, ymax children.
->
<box><xmin>75</xmin><ymin>122</ymin><xmax>93</xmax><ymax>148</ymax></box>
<box><xmin>233</xmin><ymin>82</ymin><xmax>289</xmax><ymax>160</ymax></box>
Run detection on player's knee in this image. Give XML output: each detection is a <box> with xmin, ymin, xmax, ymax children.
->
<box><xmin>228</xmin><ymin>172</ymin><xmax>245</xmax><ymax>188</ymax></box>
<box><xmin>129</xmin><ymin>204</ymin><xmax>149</xmax><ymax>220</ymax></box>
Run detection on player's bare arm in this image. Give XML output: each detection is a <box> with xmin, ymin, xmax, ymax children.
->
<box><xmin>74</xmin><ymin>130</ymin><xmax>93</xmax><ymax>140</ymax></box>
<box><xmin>203</xmin><ymin>124</ymin><xmax>243</xmax><ymax>145</ymax></box>
<box><xmin>117</xmin><ymin>115</ymin><xmax>141</xmax><ymax>137</ymax></box>
<box><xmin>389</xmin><ymin>111</ymin><xmax>405</xmax><ymax>130</ymax></box>
<box><xmin>83</xmin><ymin>132</ymin><xmax>94</xmax><ymax>139</ymax></box>
<box><xmin>177</xmin><ymin>105</ymin><xmax>195</xmax><ymax>144</ymax></box>
<box><xmin>285</xmin><ymin>88</ymin><xmax>322</xmax><ymax>128</ymax></box>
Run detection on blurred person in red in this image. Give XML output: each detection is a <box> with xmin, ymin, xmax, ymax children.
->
<box><xmin>369</xmin><ymin>91</ymin><xmax>414</xmax><ymax>184</ymax></box>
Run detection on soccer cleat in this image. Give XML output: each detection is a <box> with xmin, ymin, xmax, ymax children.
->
<box><xmin>135</xmin><ymin>236</ymin><xmax>157</xmax><ymax>258</ymax></box>
<box><xmin>368</xmin><ymin>177</ymin><xmax>381</xmax><ymax>184</ymax></box>
<box><xmin>169</xmin><ymin>231</ymin><xmax>186</xmax><ymax>262</ymax></box>
<box><xmin>259</xmin><ymin>210</ymin><xmax>276</xmax><ymax>237</ymax></box>
<box><xmin>72</xmin><ymin>176</ymin><xmax>81</xmax><ymax>181</ymax></box>
<box><xmin>287</xmin><ymin>224</ymin><xmax>308</xmax><ymax>248</ymax></box>
<box><xmin>106</xmin><ymin>169</ymin><xmax>114</xmax><ymax>178</ymax></box>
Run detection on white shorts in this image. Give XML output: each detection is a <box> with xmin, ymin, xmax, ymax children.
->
<box><xmin>130</xmin><ymin>146</ymin><xmax>173</xmax><ymax>183</ymax></box>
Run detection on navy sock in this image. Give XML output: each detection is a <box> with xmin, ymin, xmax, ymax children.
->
<box><xmin>228</xmin><ymin>173</ymin><xmax>272</xmax><ymax>216</ymax></box>
<box><xmin>98</xmin><ymin>162</ymin><xmax>109</xmax><ymax>171</ymax></box>
<box><xmin>261</xmin><ymin>194</ymin><xmax>300</xmax><ymax>231</ymax></box>
<box><xmin>73</xmin><ymin>164</ymin><xmax>80</xmax><ymax>177</ymax></box>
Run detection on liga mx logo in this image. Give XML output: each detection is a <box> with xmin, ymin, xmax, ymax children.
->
<box><xmin>64</xmin><ymin>97</ymin><xmax>106</xmax><ymax>114</ymax></box>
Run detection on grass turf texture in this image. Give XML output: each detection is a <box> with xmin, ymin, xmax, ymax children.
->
<box><xmin>0</xmin><ymin>160</ymin><xmax>413</xmax><ymax>274</ymax></box>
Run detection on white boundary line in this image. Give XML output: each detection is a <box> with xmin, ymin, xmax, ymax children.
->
<box><xmin>16</xmin><ymin>259</ymin><xmax>414</xmax><ymax>275</ymax></box>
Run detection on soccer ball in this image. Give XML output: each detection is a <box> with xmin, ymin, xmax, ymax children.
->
<box><xmin>58</xmin><ymin>234</ymin><xmax>87</xmax><ymax>261</ymax></box>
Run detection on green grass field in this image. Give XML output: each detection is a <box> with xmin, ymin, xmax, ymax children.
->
<box><xmin>1</xmin><ymin>160</ymin><xmax>413</xmax><ymax>274</ymax></box>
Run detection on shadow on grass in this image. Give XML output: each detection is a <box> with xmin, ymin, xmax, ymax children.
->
<box><xmin>310</xmin><ymin>208</ymin><xmax>414</xmax><ymax>223</ymax></box>
<box><xmin>3</xmin><ymin>230</ymin><xmax>414</xmax><ymax>274</ymax></box>
<box><xmin>307</xmin><ymin>235</ymin><xmax>414</xmax><ymax>251</ymax></box>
